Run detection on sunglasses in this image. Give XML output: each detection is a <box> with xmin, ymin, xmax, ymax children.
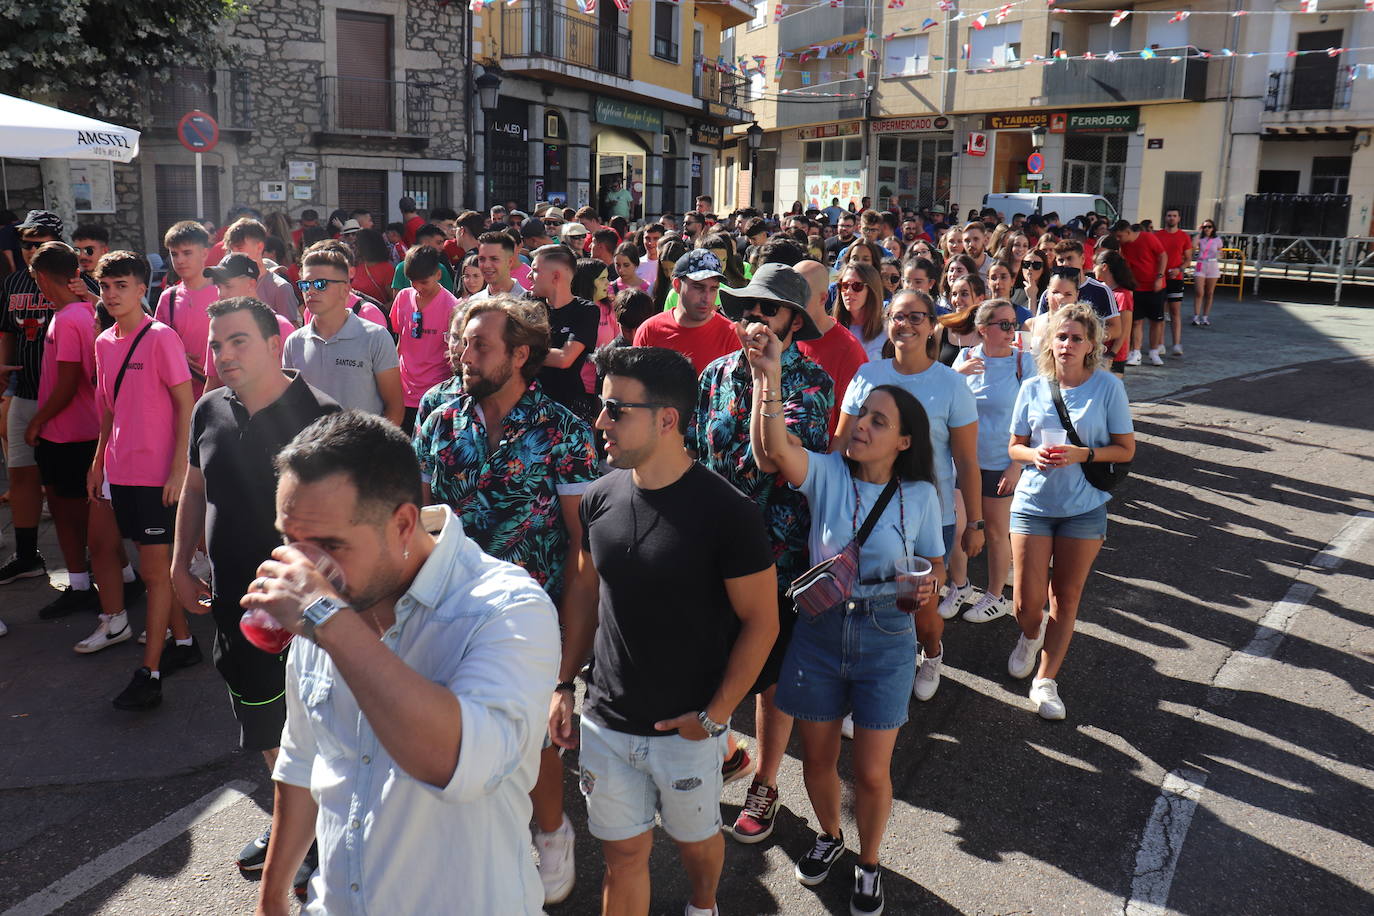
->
<box><xmin>889</xmin><ymin>311</ymin><xmax>930</xmax><ymax>325</ymax></box>
<box><xmin>411</xmin><ymin>309</ymin><xmax>424</xmax><ymax>339</ymax></box>
<box><xmin>20</xmin><ymin>240</ymin><xmax>48</xmax><ymax>250</ymax></box>
<box><xmin>983</xmin><ymin>319</ymin><xmax>1018</xmax><ymax>332</ymax></box>
<box><xmin>78</xmin><ymin>246</ymin><xmax>99</xmax><ymax>256</ymax></box>
<box><xmin>740</xmin><ymin>299</ymin><xmax>786</xmax><ymax>318</ymax></box>
<box><xmin>1024</xmin><ymin>260</ymin><xmax>1045</xmax><ymax>270</ymax></box>
<box><xmin>601</xmin><ymin>398</ymin><xmax>665</xmax><ymax>422</ymax></box>
<box><xmin>295</xmin><ymin>278</ymin><xmax>350</xmax><ymax>291</ymax></box>
<box><xmin>841</xmin><ymin>281</ymin><xmax>868</xmax><ymax>293</ymax></box>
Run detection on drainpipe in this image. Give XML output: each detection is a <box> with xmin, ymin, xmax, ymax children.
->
<box><xmin>465</xmin><ymin>4</ymin><xmax>477</xmax><ymax>207</ymax></box>
<box><xmin>1213</xmin><ymin>0</ymin><xmax>1243</xmax><ymax>228</ymax></box>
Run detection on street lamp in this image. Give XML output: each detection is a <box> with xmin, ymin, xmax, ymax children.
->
<box><xmin>746</xmin><ymin>121</ymin><xmax>763</xmax><ymax>208</ymax></box>
<box><xmin>1030</xmin><ymin>125</ymin><xmax>1047</xmax><ymax>149</ymax></box>
<box><xmin>475</xmin><ymin>69</ymin><xmax>502</xmax><ymax>113</ymax></box>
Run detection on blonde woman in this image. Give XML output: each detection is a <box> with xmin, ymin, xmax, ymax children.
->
<box><xmin>1005</xmin><ymin>303</ymin><xmax>1134</xmax><ymax>720</ymax></box>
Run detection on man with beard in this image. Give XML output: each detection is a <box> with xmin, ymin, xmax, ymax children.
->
<box><xmin>411</xmin><ymin>295</ymin><xmax>598</xmax><ymax>907</ymax></box>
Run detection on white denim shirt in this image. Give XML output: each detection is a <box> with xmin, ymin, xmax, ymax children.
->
<box><xmin>273</xmin><ymin>505</ymin><xmax>560</xmax><ymax>916</ymax></box>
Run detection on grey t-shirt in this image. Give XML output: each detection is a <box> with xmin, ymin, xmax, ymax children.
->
<box><xmin>281</xmin><ymin>311</ymin><xmax>399</xmax><ymax>415</ymax></box>
<box><xmin>257</xmin><ymin>269</ymin><xmax>301</xmax><ymax>325</ymax></box>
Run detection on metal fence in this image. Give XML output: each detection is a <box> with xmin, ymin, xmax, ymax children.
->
<box><xmin>500</xmin><ymin>7</ymin><xmax>632</xmax><ymax>80</ymax></box>
<box><xmin>1212</xmin><ymin>233</ymin><xmax>1374</xmax><ymax>304</ymax></box>
<box><xmin>318</xmin><ymin>76</ymin><xmax>435</xmax><ymax>137</ymax></box>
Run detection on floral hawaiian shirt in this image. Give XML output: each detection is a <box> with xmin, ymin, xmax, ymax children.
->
<box><xmin>413</xmin><ymin>380</ymin><xmax>598</xmax><ymax>603</ymax></box>
<box><xmin>688</xmin><ymin>344</ymin><xmax>834</xmax><ymax>587</ymax></box>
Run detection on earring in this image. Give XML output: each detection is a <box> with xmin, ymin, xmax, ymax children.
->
<box><xmin>403</xmin><ymin>548</ymin><xmax>410</xmax><ymax>561</ymax></box>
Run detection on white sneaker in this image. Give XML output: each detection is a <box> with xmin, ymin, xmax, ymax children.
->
<box><xmin>1030</xmin><ymin>678</ymin><xmax>1067</xmax><ymax>720</ymax></box>
<box><xmin>1125</xmin><ymin>349</ymin><xmax>1142</xmax><ymax>366</ymax></box>
<box><xmin>75</xmin><ymin>613</ymin><xmax>132</xmax><ymax>654</ymax></box>
<box><xmin>684</xmin><ymin>903</ymin><xmax>719</xmax><ymax>916</ymax></box>
<box><xmin>841</xmin><ymin>713</ymin><xmax>854</xmax><ymax>740</ymax></box>
<box><xmin>937</xmin><ymin>581</ymin><xmax>972</xmax><ymax>620</ymax></box>
<box><xmin>1007</xmin><ymin>615</ymin><xmax>1048</xmax><ymax>679</ymax></box>
<box><xmin>1148</xmin><ymin>349</ymin><xmax>1165</xmax><ymax>366</ymax></box>
<box><xmin>913</xmin><ymin>646</ymin><xmax>943</xmax><ymax>701</ymax></box>
<box><xmin>1171</xmin><ymin>344</ymin><xmax>1183</xmax><ymax>357</ymax></box>
<box><xmin>534</xmin><ymin>815</ymin><xmax>576</xmax><ymax>905</ymax></box>
<box><xmin>962</xmin><ymin>592</ymin><xmax>1012</xmax><ymax>624</ymax></box>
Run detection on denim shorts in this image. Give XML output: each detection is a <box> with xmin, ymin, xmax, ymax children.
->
<box><xmin>775</xmin><ymin>594</ymin><xmax>917</xmax><ymax>731</ymax></box>
<box><xmin>1010</xmin><ymin>504</ymin><xmax>1109</xmax><ymax>540</ymax></box>
<box><xmin>578</xmin><ymin>716</ymin><xmax>728</xmax><ymax>844</ymax></box>
<box><xmin>942</xmin><ymin>522</ymin><xmax>956</xmax><ymax>557</ymax></box>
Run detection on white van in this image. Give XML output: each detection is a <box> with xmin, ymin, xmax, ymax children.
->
<box><xmin>982</xmin><ymin>193</ymin><xmax>1118</xmax><ymax>224</ymax></box>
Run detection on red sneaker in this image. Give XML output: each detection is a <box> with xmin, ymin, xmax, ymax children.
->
<box><xmin>720</xmin><ymin>745</ymin><xmax>755</xmax><ymax>786</ymax></box>
<box><xmin>731</xmin><ymin>780</ymin><xmax>780</xmax><ymax>844</ymax></box>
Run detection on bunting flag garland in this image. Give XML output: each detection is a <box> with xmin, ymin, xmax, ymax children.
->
<box><xmin>1140</xmin><ymin>47</ymin><xmax>1156</xmax><ymax>59</ymax></box>
<box><xmin>921</xmin><ymin>17</ymin><xmax>938</xmax><ymax>30</ymax></box>
<box><xmin>938</xmin><ymin>0</ymin><xmax>955</xmax><ymax>10</ymax></box>
<box><xmin>1300</xmin><ymin>0</ymin><xmax>1319</xmax><ymax>11</ymax></box>
<box><xmin>973</xmin><ymin>13</ymin><xmax>988</xmax><ymax>29</ymax></box>
<box><xmin>1168</xmin><ymin>10</ymin><xmax>1189</xmax><ymax>23</ymax></box>
<box><xmin>774</xmin><ymin>2</ymin><xmax>785</xmax><ymax>23</ymax></box>
<box><xmin>995</xmin><ymin>4</ymin><xmax>1013</xmax><ymax>23</ymax></box>
<box><xmin>470</xmin><ymin>0</ymin><xmax>485</xmax><ymax>9</ymax></box>
<box><xmin>612</xmin><ymin>0</ymin><xmax>630</xmax><ymax>11</ymax></box>
<box><xmin>577</xmin><ymin>0</ymin><xmax>595</xmax><ymax>12</ymax></box>
<box><xmin>887</xmin><ymin>0</ymin><xmax>905</xmax><ymax>8</ymax></box>
<box><xmin>1110</xmin><ymin>10</ymin><xmax>1130</xmax><ymax>27</ymax></box>
<box><xmin>829</xmin><ymin>0</ymin><xmax>841</xmax><ymax>7</ymax></box>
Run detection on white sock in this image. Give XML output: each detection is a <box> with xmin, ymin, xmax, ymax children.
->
<box><xmin>175</xmin><ymin>637</ymin><xmax>193</xmax><ymax>647</ymax></box>
<box><xmin>69</xmin><ymin>571</ymin><xmax>92</xmax><ymax>590</ymax></box>
<box><xmin>107</xmin><ymin>611</ymin><xmax>128</xmax><ymax>631</ymax></box>
<box><xmin>121</xmin><ymin>564</ymin><xmax>136</xmax><ymax>583</ymax></box>
<box><xmin>148</xmin><ymin>670</ymin><xmax>161</xmax><ymax>680</ymax></box>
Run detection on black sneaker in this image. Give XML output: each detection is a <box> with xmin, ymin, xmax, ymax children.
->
<box><xmin>850</xmin><ymin>864</ymin><xmax>884</xmax><ymax>916</ymax></box>
<box><xmin>0</xmin><ymin>552</ymin><xmax>46</xmax><ymax>586</ymax></box>
<box><xmin>795</xmin><ymin>831</ymin><xmax>845</xmax><ymax>886</ymax></box>
<box><xmin>38</xmin><ymin>585</ymin><xmax>99</xmax><ymax>619</ymax></box>
<box><xmin>123</xmin><ymin>574</ymin><xmax>146</xmax><ymax>607</ymax></box>
<box><xmin>160</xmin><ymin>636</ymin><xmax>204</xmax><ymax>674</ymax></box>
<box><xmin>113</xmin><ymin>667</ymin><xmax>162</xmax><ymax>710</ymax></box>
<box><xmin>237</xmin><ymin>825</ymin><xmax>270</xmax><ymax>872</ymax></box>
<box><xmin>293</xmin><ymin>841</ymin><xmax>319</xmax><ymax>902</ymax></box>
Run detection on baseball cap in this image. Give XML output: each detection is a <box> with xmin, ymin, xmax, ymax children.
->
<box><xmin>520</xmin><ymin>217</ymin><xmax>547</xmax><ymax>239</ymax></box>
<box><xmin>673</xmin><ymin>248</ymin><xmax>725</xmax><ymax>282</ymax></box>
<box><xmin>17</xmin><ymin>210</ymin><xmax>63</xmax><ymax>237</ymax></box>
<box><xmin>203</xmin><ymin>252</ymin><xmax>261</xmax><ymax>282</ymax></box>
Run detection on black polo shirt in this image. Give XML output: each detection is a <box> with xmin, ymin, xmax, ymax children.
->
<box><xmin>188</xmin><ymin>371</ymin><xmax>339</xmax><ymax>701</ymax></box>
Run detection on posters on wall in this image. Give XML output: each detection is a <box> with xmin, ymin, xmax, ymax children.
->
<box><xmin>70</xmin><ymin>160</ymin><xmax>115</xmax><ymax>213</ymax></box>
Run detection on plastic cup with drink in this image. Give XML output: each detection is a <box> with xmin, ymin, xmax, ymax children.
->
<box><xmin>1041</xmin><ymin>427</ymin><xmax>1068</xmax><ymax>467</ymax></box>
<box><xmin>240</xmin><ymin>543</ymin><xmax>347</xmax><ymax>654</ymax></box>
<box><xmin>895</xmin><ymin>555</ymin><xmax>934</xmax><ymax>614</ymax></box>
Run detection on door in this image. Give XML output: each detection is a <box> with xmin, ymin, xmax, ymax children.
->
<box><xmin>336</xmin><ymin>11</ymin><xmax>393</xmax><ymax>131</ymax></box>
<box><xmin>1291</xmin><ymin>30</ymin><xmax>1342</xmax><ymax>110</ymax></box>
<box><xmin>1162</xmin><ymin>172</ymin><xmax>1202</xmax><ymax>228</ymax></box>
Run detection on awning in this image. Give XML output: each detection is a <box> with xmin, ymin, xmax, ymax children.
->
<box><xmin>0</xmin><ymin>93</ymin><xmax>140</xmax><ymax>162</ymax></box>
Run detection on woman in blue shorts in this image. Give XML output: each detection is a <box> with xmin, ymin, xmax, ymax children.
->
<box><xmin>747</xmin><ymin>321</ymin><xmax>943</xmax><ymax>916</ymax></box>
<box><xmin>1006</xmin><ymin>302</ymin><xmax>1135</xmax><ymax>720</ymax></box>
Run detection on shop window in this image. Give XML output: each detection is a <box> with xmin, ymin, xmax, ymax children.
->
<box><xmin>653</xmin><ymin>1</ymin><xmax>680</xmax><ymax>62</ymax></box>
<box><xmin>884</xmin><ymin>35</ymin><xmax>930</xmax><ymax>78</ymax></box>
<box><xmin>804</xmin><ymin>141</ymin><xmax>823</xmax><ymax>163</ymax></box>
<box><xmin>844</xmin><ymin>138</ymin><xmax>862</xmax><ymax>161</ymax></box>
<box><xmin>968</xmin><ymin>22</ymin><xmax>1021</xmax><ymax>70</ymax></box>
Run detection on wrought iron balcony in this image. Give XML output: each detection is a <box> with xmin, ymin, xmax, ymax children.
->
<box><xmin>776</xmin><ymin>78</ymin><xmax>867</xmax><ymax>128</ymax></box>
<box><xmin>147</xmin><ymin>68</ymin><xmax>253</xmax><ymax>131</ymax></box>
<box><xmin>316</xmin><ymin>76</ymin><xmax>434</xmax><ymax>144</ymax></box>
<box><xmin>500</xmin><ymin>7</ymin><xmax>631</xmax><ymax>81</ymax></box>
<box><xmin>1041</xmin><ymin>47</ymin><xmax>1207</xmax><ymax>106</ymax></box>
<box><xmin>1265</xmin><ymin>66</ymin><xmax>1354</xmax><ymax>112</ymax></box>
<box><xmin>694</xmin><ymin>68</ymin><xmax>753</xmax><ymax>122</ymax></box>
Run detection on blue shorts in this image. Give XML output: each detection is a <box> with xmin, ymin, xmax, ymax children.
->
<box><xmin>578</xmin><ymin>717</ymin><xmax>728</xmax><ymax>844</ymax></box>
<box><xmin>1010</xmin><ymin>504</ymin><xmax>1108</xmax><ymax>540</ymax></box>
<box><xmin>942</xmin><ymin>522</ymin><xmax>956</xmax><ymax>557</ymax></box>
<box><xmin>775</xmin><ymin>594</ymin><xmax>916</xmax><ymax>732</ymax></box>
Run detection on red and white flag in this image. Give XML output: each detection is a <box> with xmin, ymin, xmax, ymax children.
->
<box><xmin>995</xmin><ymin>4</ymin><xmax>1013</xmax><ymax>22</ymax></box>
<box><xmin>1110</xmin><ymin>10</ymin><xmax>1129</xmax><ymax>27</ymax></box>
<box><xmin>612</xmin><ymin>0</ymin><xmax>630</xmax><ymax>12</ymax></box>
<box><xmin>1168</xmin><ymin>10</ymin><xmax>1190</xmax><ymax>23</ymax></box>
<box><xmin>1300</xmin><ymin>0</ymin><xmax>1319</xmax><ymax>11</ymax></box>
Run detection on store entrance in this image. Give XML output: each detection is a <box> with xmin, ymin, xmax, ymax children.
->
<box><xmin>992</xmin><ymin>131</ymin><xmax>1035</xmax><ymax>193</ymax></box>
<box><xmin>594</xmin><ymin>129</ymin><xmax>646</xmax><ymax>221</ymax></box>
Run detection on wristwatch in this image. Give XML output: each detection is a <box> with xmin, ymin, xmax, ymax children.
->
<box><xmin>301</xmin><ymin>594</ymin><xmax>349</xmax><ymax>641</ymax></box>
<box><xmin>697</xmin><ymin>711</ymin><xmax>728</xmax><ymax>738</ymax></box>
<box><xmin>971</xmin><ymin>519</ymin><xmax>985</xmax><ymax>531</ymax></box>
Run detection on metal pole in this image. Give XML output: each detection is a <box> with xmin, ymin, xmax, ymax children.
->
<box><xmin>195</xmin><ymin>151</ymin><xmax>204</xmax><ymax>220</ymax></box>
<box><xmin>1336</xmin><ymin>237</ymin><xmax>1346</xmax><ymax>305</ymax></box>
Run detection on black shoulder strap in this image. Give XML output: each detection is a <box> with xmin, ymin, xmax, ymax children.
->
<box><xmin>1048</xmin><ymin>380</ymin><xmax>1086</xmax><ymax>449</ymax></box>
<box><xmin>113</xmin><ymin>322</ymin><xmax>155</xmax><ymax>403</ymax></box>
<box><xmin>855</xmin><ymin>477</ymin><xmax>900</xmax><ymax>548</ymax></box>
<box><xmin>168</xmin><ymin>286</ymin><xmax>179</xmax><ymax>329</ymax></box>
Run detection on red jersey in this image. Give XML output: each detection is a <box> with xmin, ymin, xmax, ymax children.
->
<box><xmin>1155</xmin><ymin>229</ymin><xmax>1192</xmax><ymax>274</ymax></box>
<box><xmin>798</xmin><ymin>322</ymin><xmax>869</xmax><ymax>436</ymax></box>
<box><xmin>1121</xmin><ymin>232</ymin><xmax>1166</xmax><ymax>293</ymax></box>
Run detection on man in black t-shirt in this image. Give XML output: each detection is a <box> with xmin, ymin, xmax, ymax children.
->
<box><xmin>550</xmin><ymin>345</ymin><xmax>777</xmax><ymax>916</ymax></box>
<box><xmin>172</xmin><ymin>296</ymin><xmax>338</xmax><ymax>875</ymax></box>
<box><xmin>527</xmin><ymin>244</ymin><xmax>599</xmax><ymax>421</ymax></box>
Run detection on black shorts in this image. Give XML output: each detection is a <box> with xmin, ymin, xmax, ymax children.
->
<box><xmin>1111</xmin><ymin>359</ymin><xmax>1127</xmax><ymax>375</ymax></box>
<box><xmin>1166</xmin><ymin>277</ymin><xmax>1185</xmax><ymax>301</ymax></box>
<box><xmin>229</xmin><ymin>687</ymin><xmax>288</xmax><ymax>753</ymax></box>
<box><xmin>109</xmin><ymin>484</ymin><xmax>177</xmax><ymax>545</ymax></box>
<box><xmin>981</xmin><ymin>467</ymin><xmax>1014</xmax><ymax>499</ymax></box>
<box><xmin>35</xmin><ymin>438</ymin><xmax>97</xmax><ymax>500</ymax></box>
<box><xmin>1134</xmin><ymin>290</ymin><xmax>1165</xmax><ymax>322</ymax></box>
<box><xmin>752</xmin><ymin>590</ymin><xmax>797</xmax><ymax>694</ymax></box>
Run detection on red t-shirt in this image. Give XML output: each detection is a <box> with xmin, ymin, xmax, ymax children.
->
<box><xmin>1111</xmin><ymin>288</ymin><xmax>1134</xmax><ymax>362</ymax></box>
<box><xmin>798</xmin><ymin>321</ymin><xmax>869</xmax><ymax>436</ymax></box>
<box><xmin>353</xmin><ymin>261</ymin><xmax>396</xmax><ymax>305</ymax></box>
<box><xmin>1155</xmin><ymin>229</ymin><xmax>1191</xmax><ymax>273</ymax></box>
<box><xmin>1121</xmin><ymin>232</ymin><xmax>1165</xmax><ymax>293</ymax></box>
<box><xmin>632</xmin><ymin>311</ymin><xmax>740</xmax><ymax>375</ymax></box>
<box><xmin>402</xmin><ymin>215</ymin><xmax>425</xmax><ymax>246</ymax></box>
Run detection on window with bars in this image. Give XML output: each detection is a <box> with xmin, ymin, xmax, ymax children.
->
<box><xmin>1161</xmin><ymin>172</ymin><xmax>1201</xmax><ymax>229</ymax></box>
<box><xmin>154</xmin><ymin>164</ymin><xmax>221</xmax><ymax>237</ymax></box>
<box><xmin>338</xmin><ymin>169</ymin><xmax>388</xmax><ymax>223</ymax></box>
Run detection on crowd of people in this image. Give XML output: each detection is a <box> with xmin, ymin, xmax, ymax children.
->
<box><xmin>0</xmin><ymin>189</ymin><xmax>1237</xmax><ymax>915</ymax></box>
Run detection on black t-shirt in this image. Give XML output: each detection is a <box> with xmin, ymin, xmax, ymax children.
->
<box><xmin>538</xmin><ymin>296</ymin><xmax>599</xmax><ymax>408</ymax></box>
<box><xmin>580</xmin><ymin>463</ymin><xmax>775</xmax><ymax>735</ymax></box>
<box><xmin>188</xmin><ymin>372</ymin><xmax>339</xmax><ymax>700</ymax></box>
<box><xmin>823</xmin><ymin>234</ymin><xmax>849</xmax><ymax>266</ymax></box>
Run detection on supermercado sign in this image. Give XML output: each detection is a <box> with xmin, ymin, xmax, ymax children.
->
<box><xmin>870</xmin><ymin>116</ymin><xmax>951</xmax><ymax>134</ymax></box>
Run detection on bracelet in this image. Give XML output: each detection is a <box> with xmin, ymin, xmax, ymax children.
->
<box><xmin>1087</xmin><ymin>448</ymin><xmax>1096</xmax><ymax>464</ymax></box>
<box><xmin>555</xmin><ymin>680</ymin><xmax>576</xmax><ymax>693</ymax></box>
<box><xmin>762</xmin><ymin>409</ymin><xmax>783</xmax><ymax>419</ymax></box>
<box><xmin>760</xmin><ymin>396</ymin><xmax>783</xmax><ymax>403</ymax></box>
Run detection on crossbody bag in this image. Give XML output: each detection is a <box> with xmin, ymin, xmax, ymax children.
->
<box><xmin>787</xmin><ymin>476</ymin><xmax>900</xmax><ymax>618</ymax></box>
<box><xmin>1049</xmin><ymin>379</ymin><xmax>1132</xmax><ymax>492</ymax></box>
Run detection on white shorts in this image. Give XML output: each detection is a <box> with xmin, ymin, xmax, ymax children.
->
<box><xmin>5</xmin><ymin>396</ymin><xmax>38</xmax><ymax>468</ymax></box>
<box><xmin>1195</xmin><ymin>260</ymin><xmax>1220</xmax><ymax>280</ymax></box>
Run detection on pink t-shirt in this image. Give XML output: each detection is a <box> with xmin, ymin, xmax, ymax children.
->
<box><xmin>37</xmin><ymin>300</ymin><xmax>99</xmax><ymax>443</ymax></box>
<box><xmin>154</xmin><ymin>281</ymin><xmax>219</xmax><ymax>399</ymax></box>
<box><xmin>512</xmin><ymin>262</ymin><xmax>533</xmax><ymax>289</ymax></box>
<box><xmin>390</xmin><ymin>287</ymin><xmax>459</xmax><ymax>407</ymax></box>
<box><xmin>95</xmin><ymin>317</ymin><xmax>192</xmax><ymax>487</ymax></box>
<box><xmin>303</xmin><ymin>294</ymin><xmax>390</xmax><ymax>331</ymax></box>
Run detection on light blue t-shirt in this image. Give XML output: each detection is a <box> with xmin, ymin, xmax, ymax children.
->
<box><xmin>952</xmin><ymin>344</ymin><xmax>1037</xmax><ymax>471</ymax></box>
<box><xmin>798</xmin><ymin>451</ymin><xmax>944</xmax><ymax>598</ymax></box>
<box><xmin>842</xmin><ymin>360</ymin><xmax>978</xmax><ymax>525</ymax></box>
<box><xmin>1009</xmin><ymin>370</ymin><xmax>1133</xmax><ymax>518</ymax></box>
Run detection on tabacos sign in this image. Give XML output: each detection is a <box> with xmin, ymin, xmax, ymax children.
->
<box><xmin>984</xmin><ymin>107</ymin><xmax>1138</xmax><ymax>134</ymax></box>
<box><xmin>870</xmin><ymin>116</ymin><xmax>950</xmax><ymax>134</ymax></box>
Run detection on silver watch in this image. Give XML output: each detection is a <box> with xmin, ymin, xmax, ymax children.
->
<box><xmin>301</xmin><ymin>594</ymin><xmax>348</xmax><ymax>641</ymax></box>
<box><xmin>697</xmin><ymin>711</ymin><xmax>727</xmax><ymax>738</ymax></box>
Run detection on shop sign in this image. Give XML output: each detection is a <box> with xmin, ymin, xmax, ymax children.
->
<box><xmin>690</xmin><ymin>122</ymin><xmax>724</xmax><ymax>146</ymax></box>
<box><xmin>985</xmin><ymin>111</ymin><xmax>1051</xmax><ymax>131</ymax></box>
<box><xmin>985</xmin><ymin>108</ymin><xmax>1138</xmax><ymax>133</ymax></box>
<box><xmin>871</xmin><ymin>116</ymin><xmax>950</xmax><ymax>134</ymax></box>
<box><xmin>798</xmin><ymin>121</ymin><xmax>863</xmax><ymax>140</ymax></box>
<box><xmin>594</xmin><ymin>97</ymin><xmax>663</xmax><ymax>133</ymax></box>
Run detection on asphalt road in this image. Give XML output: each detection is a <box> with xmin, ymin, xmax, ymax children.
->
<box><xmin>2</xmin><ymin>283</ymin><xmax>1373</xmax><ymax>916</ymax></box>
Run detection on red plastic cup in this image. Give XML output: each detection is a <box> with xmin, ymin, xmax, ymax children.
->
<box><xmin>240</xmin><ymin>543</ymin><xmax>346</xmax><ymax>654</ymax></box>
<box><xmin>895</xmin><ymin>556</ymin><xmax>934</xmax><ymax>614</ymax></box>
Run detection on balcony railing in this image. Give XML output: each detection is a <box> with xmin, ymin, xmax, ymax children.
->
<box><xmin>1265</xmin><ymin>66</ymin><xmax>1354</xmax><ymax>112</ymax></box>
<box><xmin>776</xmin><ymin>78</ymin><xmax>867</xmax><ymax>128</ymax></box>
<box><xmin>148</xmin><ymin>68</ymin><xmax>253</xmax><ymax>131</ymax></box>
<box><xmin>1041</xmin><ymin>47</ymin><xmax>1207</xmax><ymax>105</ymax></box>
<box><xmin>778</xmin><ymin>2</ymin><xmax>868</xmax><ymax>52</ymax></box>
<box><xmin>694</xmin><ymin>68</ymin><xmax>752</xmax><ymax>109</ymax></box>
<box><xmin>500</xmin><ymin>7</ymin><xmax>631</xmax><ymax>80</ymax></box>
<box><xmin>317</xmin><ymin>76</ymin><xmax>434</xmax><ymax>138</ymax></box>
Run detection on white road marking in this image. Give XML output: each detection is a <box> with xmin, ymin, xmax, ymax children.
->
<box><xmin>1122</xmin><ymin>510</ymin><xmax>1374</xmax><ymax>915</ymax></box>
<box><xmin>1</xmin><ymin>780</ymin><xmax>255</xmax><ymax>916</ymax></box>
